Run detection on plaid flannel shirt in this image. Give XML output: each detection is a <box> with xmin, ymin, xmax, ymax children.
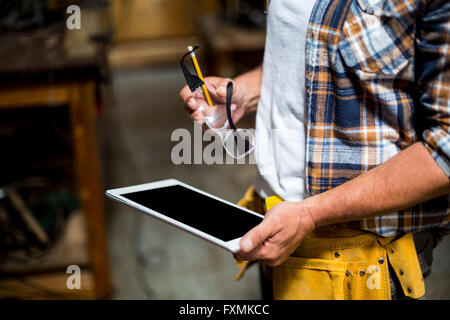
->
<box><xmin>305</xmin><ymin>0</ymin><xmax>450</xmax><ymax>236</ymax></box>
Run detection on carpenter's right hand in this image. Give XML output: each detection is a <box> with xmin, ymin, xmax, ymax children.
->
<box><xmin>179</xmin><ymin>77</ymin><xmax>247</xmax><ymax>124</ymax></box>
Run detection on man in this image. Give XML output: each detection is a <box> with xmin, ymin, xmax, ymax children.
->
<box><xmin>180</xmin><ymin>0</ymin><xmax>449</xmax><ymax>299</ymax></box>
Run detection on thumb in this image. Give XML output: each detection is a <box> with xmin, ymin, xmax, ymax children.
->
<box><xmin>240</xmin><ymin>220</ymin><xmax>273</xmax><ymax>253</ymax></box>
<box><xmin>215</xmin><ymin>86</ymin><xmax>227</xmax><ymax>102</ymax></box>
<box><xmin>215</xmin><ymin>78</ymin><xmax>237</xmax><ymax>101</ymax></box>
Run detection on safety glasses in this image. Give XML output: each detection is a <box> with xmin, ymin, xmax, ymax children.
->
<box><xmin>180</xmin><ymin>45</ymin><xmax>255</xmax><ymax>159</ymax></box>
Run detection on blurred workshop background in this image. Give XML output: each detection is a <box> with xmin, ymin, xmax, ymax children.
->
<box><xmin>0</xmin><ymin>0</ymin><xmax>448</xmax><ymax>300</ymax></box>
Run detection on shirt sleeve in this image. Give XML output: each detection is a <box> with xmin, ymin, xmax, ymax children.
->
<box><xmin>417</xmin><ymin>0</ymin><xmax>450</xmax><ymax>177</ymax></box>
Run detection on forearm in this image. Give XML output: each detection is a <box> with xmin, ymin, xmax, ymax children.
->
<box><xmin>233</xmin><ymin>65</ymin><xmax>262</xmax><ymax>115</ymax></box>
<box><xmin>304</xmin><ymin>142</ymin><xmax>450</xmax><ymax>228</ymax></box>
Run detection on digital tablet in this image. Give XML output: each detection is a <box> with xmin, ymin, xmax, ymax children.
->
<box><xmin>105</xmin><ymin>179</ymin><xmax>264</xmax><ymax>253</ymax></box>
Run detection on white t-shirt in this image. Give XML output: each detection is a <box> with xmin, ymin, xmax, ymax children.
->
<box><xmin>254</xmin><ymin>0</ymin><xmax>316</xmax><ymax>202</ymax></box>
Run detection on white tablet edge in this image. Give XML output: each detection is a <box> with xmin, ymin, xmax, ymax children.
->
<box><xmin>106</xmin><ymin>179</ymin><xmax>263</xmax><ymax>254</ymax></box>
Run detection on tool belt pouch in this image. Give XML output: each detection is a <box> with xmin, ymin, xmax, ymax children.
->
<box><xmin>273</xmin><ymin>232</ymin><xmax>425</xmax><ymax>300</ymax></box>
<box><xmin>273</xmin><ymin>231</ymin><xmax>426</xmax><ymax>300</ymax></box>
<box><xmin>234</xmin><ymin>187</ymin><xmax>425</xmax><ymax>299</ymax></box>
<box><xmin>264</xmin><ymin>193</ymin><xmax>426</xmax><ymax>300</ymax></box>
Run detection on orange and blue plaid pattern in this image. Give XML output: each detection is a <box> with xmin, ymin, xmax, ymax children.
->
<box><xmin>305</xmin><ymin>0</ymin><xmax>449</xmax><ymax>236</ymax></box>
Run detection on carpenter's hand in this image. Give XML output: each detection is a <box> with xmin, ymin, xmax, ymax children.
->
<box><xmin>179</xmin><ymin>77</ymin><xmax>247</xmax><ymax>124</ymax></box>
<box><xmin>234</xmin><ymin>201</ymin><xmax>316</xmax><ymax>267</ymax></box>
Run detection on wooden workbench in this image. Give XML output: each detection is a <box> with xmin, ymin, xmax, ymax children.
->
<box><xmin>0</xmin><ymin>21</ymin><xmax>111</xmax><ymax>299</ymax></box>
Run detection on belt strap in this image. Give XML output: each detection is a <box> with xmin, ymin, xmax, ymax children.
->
<box><xmin>379</xmin><ymin>234</ymin><xmax>425</xmax><ymax>299</ymax></box>
<box><xmin>265</xmin><ymin>195</ymin><xmax>283</xmax><ymax>211</ymax></box>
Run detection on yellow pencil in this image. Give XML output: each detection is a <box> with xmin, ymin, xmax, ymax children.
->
<box><xmin>188</xmin><ymin>46</ymin><xmax>214</xmax><ymax>107</ymax></box>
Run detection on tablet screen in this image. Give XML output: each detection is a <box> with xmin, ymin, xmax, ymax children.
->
<box><xmin>120</xmin><ymin>185</ymin><xmax>263</xmax><ymax>242</ymax></box>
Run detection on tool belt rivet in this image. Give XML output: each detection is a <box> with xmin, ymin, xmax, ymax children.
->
<box><xmin>345</xmin><ymin>270</ymin><xmax>351</xmax><ymax>277</ymax></box>
<box><xmin>334</xmin><ymin>252</ymin><xmax>340</xmax><ymax>258</ymax></box>
<box><xmin>360</xmin><ymin>270</ymin><xmax>365</xmax><ymax>276</ymax></box>
<box><xmin>378</xmin><ymin>258</ymin><xmax>384</xmax><ymax>264</ymax></box>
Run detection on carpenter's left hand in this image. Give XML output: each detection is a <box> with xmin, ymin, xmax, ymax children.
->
<box><xmin>234</xmin><ymin>201</ymin><xmax>316</xmax><ymax>267</ymax></box>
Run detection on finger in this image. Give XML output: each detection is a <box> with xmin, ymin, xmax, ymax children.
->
<box><xmin>192</xmin><ymin>88</ymin><xmax>208</xmax><ymax>101</ymax></box>
<box><xmin>239</xmin><ymin>237</ymin><xmax>286</xmax><ymax>263</ymax></box>
<box><xmin>205</xmin><ymin>79</ymin><xmax>232</xmax><ymax>104</ymax></box>
<box><xmin>186</xmin><ymin>97</ymin><xmax>199</xmax><ymax>111</ymax></box>
<box><xmin>200</xmin><ymin>83</ymin><xmax>223</xmax><ymax>105</ymax></box>
<box><xmin>203</xmin><ymin>76</ymin><xmax>230</xmax><ymax>90</ymax></box>
<box><xmin>191</xmin><ymin>109</ymin><xmax>205</xmax><ymax>124</ymax></box>
<box><xmin>184</xmin><ymin>101</ymin><xmax>198</xmax><ymax>117</ymax></box>
<box><xmin>186</xmin><ymin>96</ymin><xmax>209</xmax><ymax>116</ymax></box>
<box><xmin>179</xmin><ymin>85</ymin><xmax>193</xmax><ymax>103</ymax></box>
<box><xmin>215</xmin><ymin>79</ymin><xmax>243</xmax><ymax>105</ymax></box>
<box><xmin>239</xmin><ymin>220</ymin><xmax>275</xmax><ymax>254</ymax></box>
<box><xmin>234</xmin><ymin>242</ymin><xmax>269</xmax><ymax>262</ymax></box>
<box><xmin>214</xmin><ymin>86</ymin><xmax>227</xmax><ymax>103</ymax></box>
<box><xmin>217</xmin><ymin>77</ymin><xmax>233</xmax><ymax>89</ymax></box>
<box><xmin>180</xmin><ymin>85</ymin><xmax>207</xmax><ymax>108</ymax></box>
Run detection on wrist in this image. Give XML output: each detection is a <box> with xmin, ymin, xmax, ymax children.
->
<box><xmin>293</xmin><ymin>198</ymin><xmax>318</xmax><ymax>235</ymax></box>
<box><xmin>297</xmin><ymin>194</ymin><xmax>329</xmax><ymax>230</ymax></box>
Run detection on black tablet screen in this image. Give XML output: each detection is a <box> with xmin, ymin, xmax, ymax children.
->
<box><xmin>120</xmin><ymin>185</ymin><xmax>263</xmax><ymax>242</ymax></box>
